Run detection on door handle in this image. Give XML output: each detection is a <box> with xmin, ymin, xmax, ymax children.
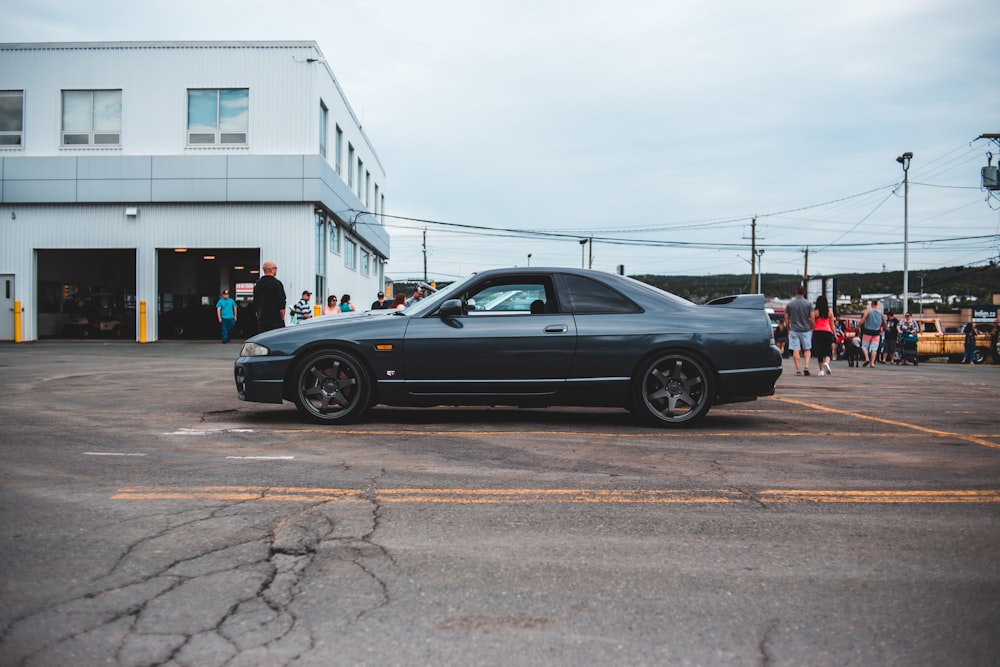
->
<box><xmin>544</xmin><ymin>325</ymin><xmax>568</xmax><ymax>333</ymax></box>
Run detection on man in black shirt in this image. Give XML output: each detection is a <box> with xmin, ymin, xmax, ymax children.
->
<box><xmin>882</xmin><ymin>312</ymin><xmax>899</xmax><ymax>363</ymax></box>
<box><xmin>370</xmin><ymin>291</ymin><xmax>390</xmax><ymax>310</ymax></box>
<box><xmin>252</xmin><ymin>260</ymin><xmax>286</xmax><ymax>332</ymax></box>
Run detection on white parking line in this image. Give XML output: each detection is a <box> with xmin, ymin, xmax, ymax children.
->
<box><xmin>225</xmin><ymin>456</ymin><xmax>296</xmax><ymax>460</ymax></box>
<box><xmin>84</xmin><ymin>452</ymin><xmax>148</xmax><ymax>457</ymax></box>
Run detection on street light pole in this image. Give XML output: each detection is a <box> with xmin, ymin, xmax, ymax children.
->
<box><xmin>527</xmin><ymin>253</ymin><xmax>531</xmax><ymax>267</ymax></box>
<box><xmin>756</xmin><ymin>249</ymin><xmax>765</xmax><ymax>295</ymax></box>
<box><xmin>579</xmin><ymin>239</ymin><xmax>588</xmax><ymax>268</ymax></box>
<box><xmin>896</xmin><ymin>152</ymin><xmax>913</xmax><ymax>314</ymax></box>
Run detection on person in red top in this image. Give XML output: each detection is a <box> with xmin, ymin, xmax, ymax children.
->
<box><xmin>811</xmin><ymin>295</ymin><xmax>836</xmax><ymax>376</ymax></box>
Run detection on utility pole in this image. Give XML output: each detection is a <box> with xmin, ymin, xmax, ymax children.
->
<box><xmin>422</xmin><ymin>229</ymin><xmax>428</xmax><ymax>282</ymax></box>
<box><xmin>802</xmin><ymin>247</ymin><xmax>809</xmax><ymax>287</ymax></box>
<box><xmin>896</xmin><ymin>152</ymin><xmax>912</xmax><ymax>315</ymax></box>
<box><xmin>749</xmin><ymin>217</ymin><xmax>757</xmax><ymax>294</ymax></box>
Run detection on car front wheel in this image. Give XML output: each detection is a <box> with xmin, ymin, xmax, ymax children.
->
<box><xmin>634</xmin><ymin>352</ymin><xmax>713</xmax><ymax>426</ymax></box>
<box><xmin>292</xmin><ymin>349</ymin><xmax>371</xmax><ymax>424</ymax></box>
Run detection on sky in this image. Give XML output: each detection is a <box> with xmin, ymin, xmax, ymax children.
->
<box><xmin>5</xmin><ymin>0</ymin><xmax>999</xmax><ymax>287</ymax></box>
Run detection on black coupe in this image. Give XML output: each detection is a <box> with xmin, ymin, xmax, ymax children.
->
<box><xmin>234</xmin><ymin>268</ymin><xmax>782</xmax><ymax>426</ymax></box>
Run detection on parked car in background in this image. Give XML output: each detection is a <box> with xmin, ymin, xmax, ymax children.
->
<box><xmin>915</xmin><ymin>318</ymin><xmax>993</xmax><ymax>364</ymax></box>
<box><xmin>235</xmin><ymin>267</ymin><xmax>782</xmax><ymax>427</ymax></box>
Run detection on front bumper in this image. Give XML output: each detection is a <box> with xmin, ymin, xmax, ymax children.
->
<box><xmin>234</xmin><ymin>355</ymin><xmax>294</xmax><ymax>404</ymax></box>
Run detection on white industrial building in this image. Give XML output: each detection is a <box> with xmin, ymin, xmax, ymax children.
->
<box><xmin>0</xmin><ymin>41</ymin><xmax>389</xmax><ymax>342</ymax></box>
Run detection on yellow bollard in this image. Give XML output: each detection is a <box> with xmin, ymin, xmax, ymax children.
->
<box><xmin>13</xmin><ymin>300</ymin><xmax>22</xmax><ymax>342</ymax></box>
<box><xmin>314</xmin><ymin>303</ymin><xmax>321</xmax><ymax>318</ymax></box>
<box><xmin>139</xmin><ymin>300</ymin><xmax>147</xmax><ymax>343</ymax></box>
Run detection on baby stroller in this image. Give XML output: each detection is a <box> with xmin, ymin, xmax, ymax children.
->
<box><xmin>898</xmin><ymin>332</ymin><xmax>919</xmax><ymax>365</ymax></box>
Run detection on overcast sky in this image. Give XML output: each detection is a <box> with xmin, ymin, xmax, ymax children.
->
<box><xmin>5</xmin><ymin>0</ymin><xmax>999</xmax><ymax>287</ymax></box>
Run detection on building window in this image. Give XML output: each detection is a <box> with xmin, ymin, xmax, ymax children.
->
<box><xmin>335</xmin><ymin>125</ymin><xmax>343</xmax><ymax>174</ymax></box>
<box><xmin>373</xmin><ymin>184</ymin><xmax>380</xmax><ymax>217</ymax></box>
<box><xmin>357</xmin><ymin>158</ymin><xmax>364</xmax><ymax>198</ymax></box>
<box><xmin>347</xmin><ymin>143</ymin><xmax>355</xmax><ymax>187</ymax></box>
<box><xmin>329</xmin><ymin>223</ymin><xmax>341</xmax><ymax>254</ymax></box>
<box><xmin>62</xmin><ymin>90</ymin><xmax>121</xmax><ymax>146</ymax></box>
<box><xmin>0</xmin><ymin>91</ymin><xmax>24</xmax><ymax>147</ymax></box>
<box><xmin>380</xmin><ymin>193</ymin><xmax>386</xmax><ymax>222</ymax></box>
<box><xmin>187</xmin><ymin>88</ymin><xmax>248</xmax><ymax>145</ymax></box>
<box><xmin>315</xmin><ymin>212</ymin><xmax>327</xmax><ymax>275</ymax></box>
<box><xmin>365</xmin><ymin>170</ymin><xmax>371</xmax><ymax>206</ymax></box>
<box><xmin>345</xmin><ymin>238</ymin><xmax>357</xmax><ymax>270</ymax></box>
<box><xmin>361</xmin><ymin>249</ymin><xmax>371</xmax><ymax>276</ymax></box>
<box><xmin>319</xmin><ymin>101</ymin><xmax>328</xmax><ymax>158</ymax></box>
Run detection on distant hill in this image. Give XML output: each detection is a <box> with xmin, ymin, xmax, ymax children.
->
<box><xmin>633</xmin><ymin>263</ymin><xmax>1000</xmax><ymax>305</ymax></box>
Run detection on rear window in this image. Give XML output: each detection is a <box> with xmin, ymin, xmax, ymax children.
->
<box><xmin>563</xmin><ymin>275</ymin><xmax>642</xmax><ymax>314</ymax></box>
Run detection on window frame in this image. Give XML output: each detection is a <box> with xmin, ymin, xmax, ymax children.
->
<box><xmin>61</xmin><ymin>89</ymin><xmax>122</xmax><ymax>147</ymax></box>
<box><xmin>186</xmin><ymin>88</ymin><xmax>249</xmax><ymax>147</ymax></box>
<box><xmin>319</xmin><ymin>100</ymin><xmax>328</xmax><ymax>158</ymax></box>
<box><xmin>360</xmin><ymin>248</ymin><xmax>371</xmax><ymax>277</ymax></box>
<box><xmin>344</xmin><ymin>237</ymin><xmax>358</xmax><ymax>270</ymax></box>
<box><xmin>0</xmin><ymin>90</ymin><xmax>24</xmax><ymax>147</ymax></box>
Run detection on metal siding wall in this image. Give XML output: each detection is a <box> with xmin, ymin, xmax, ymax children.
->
<box><xmin>0</xmin><ymin>42</ymin><xmax>391</xmax><ymax>339</ymax></box>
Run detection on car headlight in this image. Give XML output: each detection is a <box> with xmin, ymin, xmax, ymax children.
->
<box><xmin>239</xmin><ymin>342</ymin><xmax>270</xmax><ymax>357</ymax></box>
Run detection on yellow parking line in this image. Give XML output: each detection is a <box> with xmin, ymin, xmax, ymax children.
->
<box><xmin>772</xmin><ymin>396</ymin><xmax>1000</xmax><ymax>450</ymax></box>
<box><xmin>112</xmin><ymin>486</ymin><xmax>1000</xmax><ymax>504</ymax></box>
<box><xmin>270</xmin><ymin>429</ymin><xmax>917</xmax><ymax>438</ymax></box>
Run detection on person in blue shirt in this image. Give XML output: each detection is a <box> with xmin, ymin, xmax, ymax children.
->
<box><xmin>215</xmin><ymin>289</ymin><xmax>238</xmax><ymax>343</ymax></box>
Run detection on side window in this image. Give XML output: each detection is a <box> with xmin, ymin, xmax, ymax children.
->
<box><xmin>562</xmin><ymin>275</ymin><xmax>641</xmax><ymax>314</ymax></box>
<box><xmin>467</xmin><ymin>280</ymin><xmax>552</xmax><ymax>314</ymax></box>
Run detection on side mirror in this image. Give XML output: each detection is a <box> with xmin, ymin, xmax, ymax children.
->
<box><xmin>438</xmin><ymin>299</ymin><xmax>464</xmax><ymax>317</ymax></box>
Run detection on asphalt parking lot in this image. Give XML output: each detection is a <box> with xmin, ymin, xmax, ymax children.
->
<box><xmin>1</xmin><ymin>341</ymin><xmax>998</xmax><ymax>666</ymax></box>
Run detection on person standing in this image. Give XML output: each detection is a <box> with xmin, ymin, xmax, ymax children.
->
<box><xmin>962</xmin><ymin>322</ymin><xmax>976</xmax><ymax>364</ymax></box>
<box><xmin>370</xmin><ymin>291</ymin><xmax>390</xmax><ymax>310</ymax></box>
<box><xmin>784</xmin><ymin>284</ymin><xmax>814</xmax><ymax>376</ymax></box>
<box><xmin>324</xmin><ymin>294</ymin><xmax>339</xmax><ymax>315</ymax></box>
<box><xmin>898</xmin><ymin>312</ymin><xmax>920</xmax><ymax>365</ymax></box>
<box><xmin>406</xmin><ymin>286</ymin><xmax>424</xmax><ymax>306</ymax></box>
<box><xmin>390</xmin><ymin>293</ymin><xmax>407</xmax><ymax>309</ymax></box>
<box><xmin>811</xmin><ymin>294</ymin><xmax>835</xmax><ymax>376</ymax></box>
<box><xmin>215</xmin><ymin>289</ymin><xmax>237</xmax><ymax>344</ymax></box>
<box><xmin>339</xmin><ymin>294</ymin><xmax>356</xmax><ymax>312</ymax></box>
<box><xmin>252</xmin><ymin>260</ymin><xmax>286</xmax><ymax>333</ymax></box>
<box><xmin>882</xmin><ymin>312</ymin><xmax>899</xmax><ymax>363</ymax></box>
<box><xmin>859</xmin><ymin>298</ymin><xmax>884</xmax><ymax>367</ymax></box>
<box><xmin>293</xmin><ymin>290</ymin><xmax>313</xmax><ymax>323</ymax></box>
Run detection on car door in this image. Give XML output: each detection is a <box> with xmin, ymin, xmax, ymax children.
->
<box><xmin>402</xmin><ymin>276</ymin><xmax>577</xmax><ymax>397</ymax></box>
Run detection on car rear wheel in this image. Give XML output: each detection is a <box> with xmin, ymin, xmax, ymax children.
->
<box><xmin>634</xmin><ymin>352</ymin><xmax>713</xmax><ymax>426</ymax></box>
<box><xmin>292</xmin><ymin>349</ymin><xmax>371</xmax><ymax>424</ymax></box>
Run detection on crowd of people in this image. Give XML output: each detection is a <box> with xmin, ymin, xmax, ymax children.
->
<box><xmin>227</xmin><ymin>260</ymin><xmax>436</xmax><ymax>340</ymax></box>
<box><xmin>780</xmin><ymin>289</ymin><xmax>987</xmax><ymax>374</ymax></box>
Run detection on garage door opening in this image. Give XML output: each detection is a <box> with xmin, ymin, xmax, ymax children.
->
<box><xmin>38</xmin><ymin>249</ymin><xmax>136</xmax><ymax>339</ymax></box>
<box><xmin>157</xmin><ymin>248</ymin><xmax>260</xmax><ymax>339</ymax></box>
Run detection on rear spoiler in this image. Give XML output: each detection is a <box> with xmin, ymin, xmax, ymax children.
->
<box><xmin>705</xmin><ymin>294</ymin><xmax>766</xmax><ymax>310</ymax></box>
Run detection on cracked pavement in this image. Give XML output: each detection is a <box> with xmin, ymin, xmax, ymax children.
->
<box><xmin>2</xmin><ymin>342</ymin><xmax>1000</xmax><ymax>665</ymax></box>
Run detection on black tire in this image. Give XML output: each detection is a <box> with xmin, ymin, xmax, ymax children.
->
<box><xmin>292</xmin><ymin>349</ymin><xmax>371</xmax><ymax>424</ymax></box>
<box><xmin>972</xmin><ymin>348</ymin><xmax>987</xmax><ymax>365</ymax></box>
<box><xmin>633</xmin><ymin>351</ymin><xmax>713</xmax><ymax>427</ymax></box>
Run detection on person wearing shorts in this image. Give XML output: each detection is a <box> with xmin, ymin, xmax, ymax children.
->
<box><xmin>784</xmin><ymin>284</ymin><xmax>814</xmax><ymax>375</ymax></box>
<box><xmin>859</xmin><ymin>299</ymin><xmax>884</xmax><ymax>367</ymax></box>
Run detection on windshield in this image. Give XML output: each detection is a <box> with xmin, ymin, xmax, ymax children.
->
<box><xmin>398</xmin><ymin>277</ymin><xmax>469</xmax><ymax>316</ymax></box>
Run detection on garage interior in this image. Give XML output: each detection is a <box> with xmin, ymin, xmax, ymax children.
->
<box><xmin>37</xmin><ymin>248</ymin><xmax>261</xmax><ymax>339</ymax></box>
